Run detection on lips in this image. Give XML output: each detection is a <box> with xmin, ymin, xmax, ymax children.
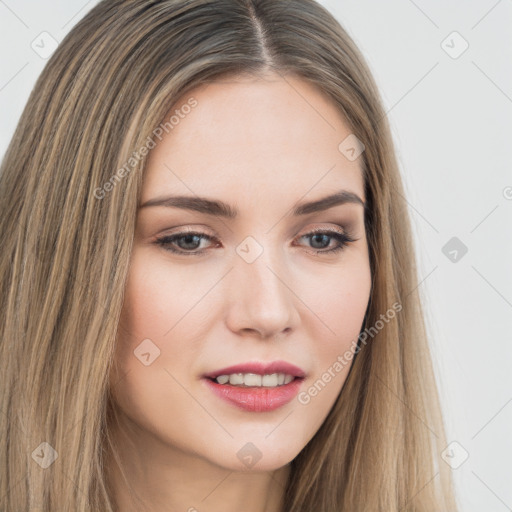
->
<box><xmin>201</xmin><ymin>360</ymin><xmax>307</xmax><ymax>412</ymax></box>
<box><xmin>203</xmin><ymin>377</ymin><xmax>304</xmax><ymax>412</ymax></box>
<box><xmin>202</xmin><ymin>360</ymin><xmax>306</xmax><ymax>380</ymax></box>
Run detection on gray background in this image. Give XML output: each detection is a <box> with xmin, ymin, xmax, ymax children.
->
<box><xmin>1</xmin><ymin>1</ymin><xmax>511</xmax><ymax>510</ymax></box>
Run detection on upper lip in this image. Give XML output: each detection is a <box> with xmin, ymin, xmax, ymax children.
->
<box><xmin>202</xmin><ymin>360</ymin><xmax>306</xmax><ymax>380</ymax></box>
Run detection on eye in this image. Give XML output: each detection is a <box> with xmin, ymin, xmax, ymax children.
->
<box><xmin>154</xmin><ymin>227</ymin><xmax>358</xmax><ymax>256</ymax></box>
<box><xmin>155</xmin><ymin>231</ymin><xmax>219</xmax><ymax>256</ymax></box>
<box><xmin>296</xmin><ymin>228</ymin><xmax>358</xmax><ymax>255</ymax></box>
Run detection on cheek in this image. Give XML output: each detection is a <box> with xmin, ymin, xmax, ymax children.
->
<box><xmin>302</xmin><ymin>256</ymin><xmax>371</xmax><ymax>346</ymax></box>
<box><xmin>109</xmin><ymin>252</ymin><xmax>206</xmax><ymax>446</ymax></box>
<box><xmin>112</xmin><ymin>244</ymin><xmax>222</xmax><ymax>374</ymax></box>
<box><xmin>111</xmin><ymin>251</ymin><xmax>191</xmax><ymax>391</ymax></box>
<box><xmin>295</xmin><ymin>259</ymin><xmax>371</xmax><ymax>410</ymax></box>
<box><xmin>116</xmin><ymin>250</ymin><xmax>204</xmax><ymax>352</ymax></box>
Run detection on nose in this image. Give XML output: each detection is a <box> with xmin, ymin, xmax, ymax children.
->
<box><xmin>224</xmin><ymin>246</ymin><xmax>300</xmax><ymax>339</ymax></box>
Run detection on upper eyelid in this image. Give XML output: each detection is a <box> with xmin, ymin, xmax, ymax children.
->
<box><xmin>160</xmin><ymin>225</ymin><xmax>350</xmax><ymax>240</ymax></box>
<box><xmin>160</xmin><ymin>220</ymin><xmax>354</xmax><ymax>235</ymax></box>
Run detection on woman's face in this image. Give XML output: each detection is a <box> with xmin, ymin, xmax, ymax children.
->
<box><xmin>110</xmin><ymin>72</ymin><xmax>371</xmax><ymax>472</ymax></box>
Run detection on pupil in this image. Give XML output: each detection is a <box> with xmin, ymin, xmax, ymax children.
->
<box><xmin>180</xmin><ymin>234</ymin><xmax>200</xmax><ymax>249</ymax></box>
<box><xmin>311</xmin><ymin>234</ymin><xmax>329</xmax><ymax>249</ymax></box>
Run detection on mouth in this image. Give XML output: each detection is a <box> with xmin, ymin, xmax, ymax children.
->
<box><xmin>201</xmin><ymin>361</ymin><xmax>306</xmax><ymax>412</ymax></box>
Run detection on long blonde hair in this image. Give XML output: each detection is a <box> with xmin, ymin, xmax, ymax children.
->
<box><xmin>0</xmin><ymin>0</ymin><xmax>457</xmax><ymax>510</ymax></box>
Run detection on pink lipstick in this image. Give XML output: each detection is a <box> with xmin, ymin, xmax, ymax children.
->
<box><xmin>202</xmin><ymin>360</ymin><xmax>306</xmax><ymax>412</ymax></box>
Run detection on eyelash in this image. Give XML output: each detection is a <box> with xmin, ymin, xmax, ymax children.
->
<box><xmin>154</xmin><ymin>227</ymin><xmax>358</xmax><ymax>257</ymax></box>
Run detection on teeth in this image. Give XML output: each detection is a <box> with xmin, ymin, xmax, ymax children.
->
<box><xmin>213</xmin><ymin>372</ymin><xmax>296</xmax><ymax>387</ymax></box>
<box><xmin>215</xmin><ymin>374</ymin><xmax>230</xmax><ymax>385</ymax></box>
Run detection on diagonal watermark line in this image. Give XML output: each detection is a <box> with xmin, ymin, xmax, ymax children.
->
<box><xmin>265</xmin><ymin>409</ymin><xmax>294</xmax><ymax>438</ymax></box>
<box><xmin>404</xmin><ymin>266</ymin><xmax>438</xmax><ymax>300</ymax></box>
<box><xmin>199</xmin><ymin>440</ymin><xmax>286</xmax><ymax>505</ymax></box>
<box><xmin>163</xmin><ymin>368</ymin><xmax>234</xmax><ymax>438</ymax></box>
<box><xmin>470</xmin><ymin>204</ymin><xmax>499</xmax><ymax>233</ymax></box>
<box><xmin>61</xmin><ymin>467</ymin><xmax>89</xmax><ymax>498</ymax></box>
<box><xmin>0</xmin><ymin>0</ymin><xmax>29</xmax><ymax>28</ymax></box>
<box><xmin>399</xmin><ymin>472</ymin><xmax>439</xmax><ymax>511</ymax></box>
<box><xmin>472</xmin><ymin>397</ymin><xmax>512</xmax><ymax>440</ymax></box>
<box><xmin>62</xmin><ymin>368</ymin><xmax>133</xmax><ymax>439</ymax></box>
<box><xmin>198</xmin><ymin>456</ymin><xmax>291</xmax><ymax>508</ymax></box>
<box><xmin>396</xmin><ymin>188</ymin><xmax>439</xmax><ymax>234</ymax></box>
<box><xmin>263</xmin><ymin>465</ymin><xmax>289</xmax><ymax>498</ymax></box>
<box><xmin>163</xmin><ymin>267</ymin><xmax>234</xmax><ymax>337</ymax></box>
<box><xmin>0</xmin><ymin>62</ymin><xmax>29</xmax><ymax>92</ymax></box>
<box><xmin>61</xmin><ymin>0</ymin><xmax>95</xmax><ymax>29</ymax></box>
<box><xmin>265</xmin><ymin>163</ymin><xmax>337</xmax><ymax>234</ymax></box>
<box><xmin>374</xmin><ymin>373</ymin><xmax>439</xmax><ymax>438</ymax></box>
<box><xmin>472</xmin><ymin>61</ymin><xmax>512</xmax><ymax>105</ymax></box>
<box><xmin>201</xmin><ymin>471</ymin><xmax>234</xmax><ymax>502</ymax></box>
<box><xmin>471</xmin><ymin>265</ymin><xmax>512</xmax><ymax>309</ymax></box>
<box><xmin>163</xmin><ymin>162</ymin><xmax>234</xmax><ymax>234</ymax></box>
<box><xmin>379</xmin><ymin>62</ymin><xmax>440</xmax><ymax>123</ymax></box>
<box><xmin>0</xmin><ymin>474</ymin><xmax>27</xmax><ymax>508</ymax></box>
<box><xmin>265</xmin><ymin>265</ymin><xmax>336</xmax><ymax>335</ymax></box>
<box><xmin>471</xmin><ymin>0</ymin><xmax>503</xmax><ymax>30</ymax></box>
<box><xmin>471</xmin><ymin>471</ymin><xmax>512</xmax><ymax>510</ymax></box>
<box><xmin>407</xmin><ymin>0</ymin><xmax>439</xmax><ymax>29</ymax></box>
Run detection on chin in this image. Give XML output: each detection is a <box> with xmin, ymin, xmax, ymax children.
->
<box><xmin>202</xmin><ymin>439</ymin><xmax>302</xmax><ymax>473</ymax></box>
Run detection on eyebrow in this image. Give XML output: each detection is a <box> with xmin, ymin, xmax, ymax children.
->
<box><xmin>139</xmin><ymin>190</ymin><xmax>365</xmax><ymax>218</ymax></box>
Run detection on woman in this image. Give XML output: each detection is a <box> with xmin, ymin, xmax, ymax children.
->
<box><xmin>0</xmin><ymin>0</ymin><xmax>458</xmax><ymax>510</ymax></box>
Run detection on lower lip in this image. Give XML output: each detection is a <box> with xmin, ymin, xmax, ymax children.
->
<box><xmin>203</xmin><ymin>377</ymin><xmax>304</xmax><ymax>412</ymax></box>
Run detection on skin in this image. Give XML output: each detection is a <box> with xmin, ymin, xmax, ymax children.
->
<box><xmin>108</xmin><ymin>71</ymin><xmax>372</xmax><ymax>512</ymax></box>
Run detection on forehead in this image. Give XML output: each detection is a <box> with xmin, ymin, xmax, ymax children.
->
<box><xmin>141</xmin><ymin>74</ymin><xmax>365</xmax><ymax>207</ymax></box>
